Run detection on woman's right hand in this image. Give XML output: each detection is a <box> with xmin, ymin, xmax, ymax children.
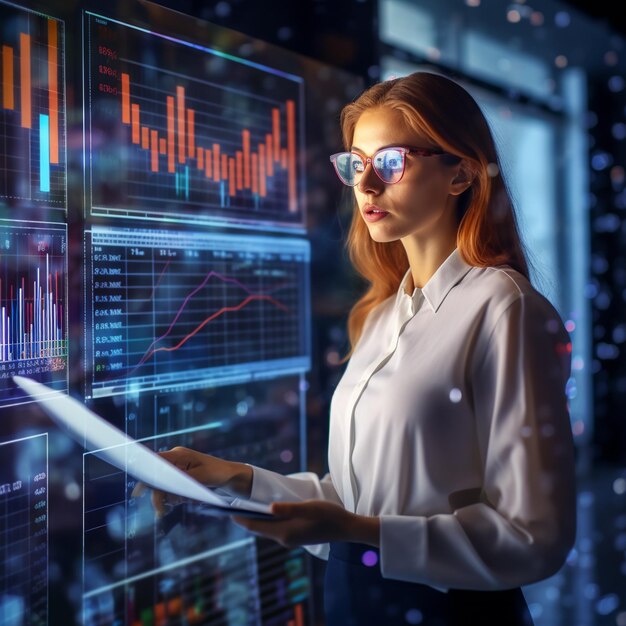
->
<box><xmin>131</xmin><ymin>446</ymin><xmax>253</xmax><ymax>516</ymax></box>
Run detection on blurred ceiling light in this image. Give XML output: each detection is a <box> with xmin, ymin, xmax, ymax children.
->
<box><xmin>554</xmin><ymin>11</ymin><xmax>571</xmax><ymax>27</ymax></box>
<box><xmin>555</xmin><ymin>54</ymin><xmax>568</xmax><ymax>68</ymax></box>
<box><xmin>507</xmin><ymin>9</ymin><xmax>521</xmax><ymax>23</ymax></box>
<box><xmin>530</xmin><ymin>11</ymin><xmax>544</xmax><ymax>26</ymax></box>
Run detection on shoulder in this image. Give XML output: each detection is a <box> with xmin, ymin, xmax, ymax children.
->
<box><xmin>463</xmin><ymin>264</ymin><xmax>555</xmax><ymax>318</ymax></box>
<box><xmin>458</xmin><ymin>265</ymin><xmax>567</xmax><ymax>349</ymax></box>
<box><xmin>465</xmin><ymin>265</ymin><xmax>531</xmax><ymax>305</ymax></box>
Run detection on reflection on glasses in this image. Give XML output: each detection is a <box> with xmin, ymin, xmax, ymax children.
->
<box><xmin>329</xmin><ymin>145</ymin><xmax>448</xmax><ymax>186</ymax></box>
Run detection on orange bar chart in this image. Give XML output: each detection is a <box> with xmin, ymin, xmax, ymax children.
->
<box><xmin>176</xmin><ymin>85</ymin><xmax>186</xmax><ymax>164</ymax></box>
<box><xmin>242</xmin><ymin>129</ymin><xmax>251</xmax><ymax>188</ymax></box>
<box><xmin>2</xmin><ymin>45</ymin><xmax>14</xmax><ymax>110</ymax></box>
<box><xmin>0</xmin><ymin>6</ymin><xmax>65</xmax><ymax>205</ymax></box>
<box><xmin>187</xmin><ymin>108</ymin><xmax>195</xmax><ymax>158</ymax></box>
<box><xmin>121</xmin><ymin>72</ymin><xmax>130</xmax><ymax>124</ymax></box>
<box><xmin>48</xmin><ymin>19</ymin><xmax>58</xmax><ymax>164</ymax></box>
<box><xmin>286</xmin><ymin>99</ymin><xmax>297</xmax><ymax>213</ymax></box>
<box><xmin>19</xmin><ymin>33</ymin><xmax>31</xmax><ymax>129</ymax></box>
<box><xmin>131</xmin><ymin>104</ymin><xmax>140</xmax><ymax>144</ymax></box>
<box><xmin>166</xmin><ymin>95</ymin><xmax>175</xmax><ymax>173</ymax></box>
<box><xmin>89</xmin><ymin>13</ymin><xmax>302</xmax><ymax>227</ymax></box>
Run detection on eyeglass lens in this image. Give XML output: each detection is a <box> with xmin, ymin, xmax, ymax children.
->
<box><xmin>334</xmin><ymin>148</ymin><xmax>405</xmax><ymax>185</ymax></box>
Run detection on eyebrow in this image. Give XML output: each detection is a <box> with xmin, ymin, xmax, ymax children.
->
<box><xmin>350</xmin><ymin>144</ymin><xmax>404</xmax><ymax>154</ymax></box>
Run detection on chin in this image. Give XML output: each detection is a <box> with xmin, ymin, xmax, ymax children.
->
<box><xmin>367</xmin><ymin>224</ymin><xmax>401</xmax><ymax>243</ymax></box>
<box><xmin>367</xmin><ymin>229</ymin><xmax>400</xmax><ymax>244</ymax></box>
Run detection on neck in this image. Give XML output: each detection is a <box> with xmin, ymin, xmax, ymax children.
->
<box><xmin>401</xmin><ymin>234</ymin><xmax>457</xmax><ymax>291</ymax></box>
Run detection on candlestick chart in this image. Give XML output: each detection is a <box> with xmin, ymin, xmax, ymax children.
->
<box><xmin>85</xmin><ymin>12</ymin><xmax>304</xmax><ymax>230</ymax></box>
<box><xmin>0</xmin><ymin>2</ymin><xmax>65</xmax><ymax>210</ymax></box>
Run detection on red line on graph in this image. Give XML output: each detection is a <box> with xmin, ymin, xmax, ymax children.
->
<box><xmin>148</xmin><ymin>260</ymin><xmax>171</xmax><ymax>300</ymax></box>
<box><xmin>140</xmin><ymin>294</ymin><xmax>289</xmax><ymax>361</ymax></box>
<box><xmin>133</xmin><ymin>269</ymin><xmax>292</xmax><ymax>370</ymax></box>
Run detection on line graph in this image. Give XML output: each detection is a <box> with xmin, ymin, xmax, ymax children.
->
<box><xmin>0</xmin><ymin>223</ymin><xmax>67</xmax><ymax>408</ymax></box>
<box><xmin>85</xmin><ymin>12</ymin><xmax>304</xmax><ymax>231</ymax></box>
<box><xmin>0</xmin><ymin>1</ymin><xmax>66</xmax><ymax>210</ymax></box>
<box><xmin>87</xmin><ymin>227</ymin><xmax>310</xmax><ymax>399</ymax></box>
<box><xmin>132</xmin><ymin>272</ymin><xmax>291</xmax><ymax>372</ymax></box>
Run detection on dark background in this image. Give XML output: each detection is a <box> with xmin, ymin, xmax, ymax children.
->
<box><xmin>149</xmin><ymin>0</ymin><xmax>626</xmax><ymax>466</ymax></box>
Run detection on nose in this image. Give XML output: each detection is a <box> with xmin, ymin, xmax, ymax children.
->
<box><xmin>356</xmin><ymin>160</ymin><xmax>383</xmax><ymax>194</ymax></box>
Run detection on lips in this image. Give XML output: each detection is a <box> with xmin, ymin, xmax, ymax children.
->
<box><xmin>363</xmin><ymin>204</ymin><xmax>390</xmax><ymax>223</ymax></box>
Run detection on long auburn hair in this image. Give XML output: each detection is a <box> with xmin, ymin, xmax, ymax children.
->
<box><xmin>341</xmin><ymin>71</ymin><xmax>530</xmax><ymax>360</ymax></box>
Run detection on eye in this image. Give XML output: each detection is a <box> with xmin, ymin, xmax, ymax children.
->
<box><xmin>350</xmin><ymin>157</ymin><xmax>365</xmax><ymax>172</ymax></box>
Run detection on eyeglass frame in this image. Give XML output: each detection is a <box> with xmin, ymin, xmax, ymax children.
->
<box><xmin>329</xmin><ymin>145</ymin><xmax>450</xmax><ymax>187</ymax></box>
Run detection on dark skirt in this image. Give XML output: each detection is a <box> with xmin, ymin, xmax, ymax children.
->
<box><xmin>324</xmin><ymin>542</ymin><xmax>534</xmax><ymax>626</ymax></box>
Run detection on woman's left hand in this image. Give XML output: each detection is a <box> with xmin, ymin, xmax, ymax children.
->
<box><xmin>232</xmin><ymin>500</ymin><xmax>380</xmax><ymax>549</ymax></box>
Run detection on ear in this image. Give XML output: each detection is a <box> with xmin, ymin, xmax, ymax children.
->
<box><xmin>449</xmin><ymin>160</ymin><xmax>476</xmax><ymax>196</ymax></box>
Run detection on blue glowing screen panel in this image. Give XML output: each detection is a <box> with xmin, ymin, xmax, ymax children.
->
<box><xmin>0</xmin><ymin>222</ymin><xmax>68</xmax><ymax>407</ymax></box>
<box><xmin>0</xmin><ymin>3</ymin><xmax>66</xmax><ymax>211</ymax></box>
<box><xmin>0</xmin><ymin>434</ymin><xmax>48</xmax><ymax>626</ymax></box>
<box><xmin>86</xmin><ymin>227</ymin><xmax>310</xmax><ymax>399</ymax></box>
<box><xmin>0</xmin><ymin>0</ymin><xmax>363</xmax><ymax>623</ymax></box>
<box><xmin>85</xmin><ymin>11</ymin><xmax>305</xmax><ymax>232</ymax></box>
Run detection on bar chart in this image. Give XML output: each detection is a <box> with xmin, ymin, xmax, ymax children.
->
<box><xmin>0</xmin><ymin>2</ymin><xmax>65</xmax><ymax>209</ymax></box>
<box><xmin>0</xmin><ymin>223</ymin><xmax>67</xmax><ymax>407</ymax></box>
<box><xmin>85</xmin><ymin>12</ymin><xmax>304</xmax><ymax>230</ymax></box>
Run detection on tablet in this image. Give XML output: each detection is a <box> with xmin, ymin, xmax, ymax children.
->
<box><xmin>13</xmin><ymin>375</ymin><xmax>273</xmax><ymax>519</ymax></box>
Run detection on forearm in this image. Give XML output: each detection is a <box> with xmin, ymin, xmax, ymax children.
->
<box><xmin>347</xmin><ymin>513</ymin><xmax>380</xmax><ymax>548</ymax></box>
<box><xmin>224</xmin><ymin>462</ymin><xmax>253</xmax><ymax>499</ymax></box>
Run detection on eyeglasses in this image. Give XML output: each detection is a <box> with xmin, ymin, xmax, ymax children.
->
<box><xmin>329</xmin><ymin>145</ymin><xmax>448</xmax><ymax>187</ymax></box>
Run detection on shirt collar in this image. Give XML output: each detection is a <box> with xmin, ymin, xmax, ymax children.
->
<box><xmin>396</xmin><ymin>248</ymin><xmax>473</xmax><ymax>313</ymax></box>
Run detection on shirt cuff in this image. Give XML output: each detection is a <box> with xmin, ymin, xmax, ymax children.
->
<box><xmin>248</xmin><ymin>465</ymin><xmax>288</xmax><ymax>503</ymax></box>
<box><xmin>379</xmin><ymin>514</ymin><xmax>448</xmax><ymax>593</ymax></box>
<box><xmin>304</xmin><ymin>543</ymin><xmax>330</xmax><ymax>561</ymax></box>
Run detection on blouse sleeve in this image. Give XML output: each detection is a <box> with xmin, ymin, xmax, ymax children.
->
<box><xmin>231</xmin><ymin>467</ymin><xmax>343</xmax><ymax>560</ymax></box>
<box><xmin>248</xmin><ymin>466</ymin><xmax>342</xmax><ymax>506</ymax></box>
<box><xmin>379</xmin><ymin>292</ymin><xmax>577</xmax><ymax>591</ymax></box>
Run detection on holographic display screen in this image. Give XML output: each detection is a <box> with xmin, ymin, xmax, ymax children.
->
<box><xmin>0</xmin><ymin>0</ymin><xmax>362</xmax><ymax>624</ymax></box>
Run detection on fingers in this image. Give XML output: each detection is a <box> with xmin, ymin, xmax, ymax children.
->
<box><xmin>131</xmin><ymin>481</ymin><xmax>146</xmax><ymax>498</ymax></box>
<box><xmin>151</xmin><ymin>488</ymin><xmax>166</xmax><ymax>517</ymax></box>
<box><xmin>150</xmin><ymin>488</ymin><xmax>184</xmax><ymax>517</ymax></box>
<box><xmin>231</xmin><ymin>515</ymin><xmax>250</xmax><ymax>528</ymax></box>
<box><xmin>271</xmin><ymin>502</ymin><xmax>297</xmax><ymax>517</ymax></box>
<box><xmin>231</xmin><ymin>516</ymin><xmax>276</xmax><ymax>535</ymax></box>
<box><xmin>131</xmin><ymin>481</ymin><xmax>180</xmax><ymax>518</ymax></box>
<box><xmin>270</xmin><ymin>501</ymin><xmax>315</xmax><ymax>518</ymax></box>
<box><xmin>158</xmin><ymin>447</ymin><xmax>195</xmax><ymax>469</ymax></box>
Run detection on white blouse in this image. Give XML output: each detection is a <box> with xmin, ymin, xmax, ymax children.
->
<box><xmin>242</xmin><ymin>248</ymin><xmax>577</xmax><ymax>592</ymax></box>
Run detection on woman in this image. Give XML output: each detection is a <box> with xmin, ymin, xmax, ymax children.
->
<box><xmin>148</xmin><ymin>72</ymin><xmax>576</xmax><ymax>625</ymax></box>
